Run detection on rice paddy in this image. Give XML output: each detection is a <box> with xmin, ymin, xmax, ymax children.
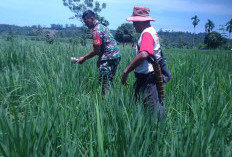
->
<box><xmin>0</xmin><ymin>39</ymin><xmax>231</xmax><ymax>156</ymax></box>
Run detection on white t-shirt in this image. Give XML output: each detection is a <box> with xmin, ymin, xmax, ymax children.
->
<box><xmin>135</xmin><ymin>27</ymin><xmax>161</xmax><ymax>74</ymax></box>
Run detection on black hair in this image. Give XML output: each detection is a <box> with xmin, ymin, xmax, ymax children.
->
<box><xmin>82</xmin><ymin>10</ymin><xmax>96</xmax><ymax>19</ymax></box>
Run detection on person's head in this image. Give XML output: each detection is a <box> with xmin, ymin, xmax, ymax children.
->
<box><xmin>133</xmin><ymin>21</ymin><xmax>151</xmax><ymax>33</ymax></box>
<box><xmin>126</xmin><ymin>7</ymin><xmax>155</xmax><ymax>33</ymax></box>
<box><xmin>82</xmin><ymin>10</ymin><xmax>96</xmax><ymax>29</ymax></box>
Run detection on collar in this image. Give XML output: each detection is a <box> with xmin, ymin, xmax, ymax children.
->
<box><xmin>141</xmin><ymin>26</ymin><xmax>152</xmax><ymax>34</ymax></box>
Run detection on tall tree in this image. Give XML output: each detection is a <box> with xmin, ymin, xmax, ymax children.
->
<box><xmin>226</xmin><ymin>19</ymin><xmax>232</xmax><ymax>39</ymax></box>
<box><xmin>205</xmin><ymin>19</ymin><xmax>215</xmax><ymax>33</ymax></box>
<box><xmin>191</xmin><ymin>15</ymin><xmax>200</xmax><ymax>34</ymax></box>
<box><xmin>191</xmin><ymin>15</ymin><xmax>200</xmax><ymax>47</ymax></box>
<box><xmin>63</xmin><ymin>0</ymin><xmax>108</xmax><ymax>25</ymax></box>
<box><xmin>115</xmin><ymin>23</ymin><xmax>136</xmax><ymax>47</ymax></box>
<box><xmin>63</xmin><ymin>0</ymin><xmax>108</xmax><ymax>46</ymax></box>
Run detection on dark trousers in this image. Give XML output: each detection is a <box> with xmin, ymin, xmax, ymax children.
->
<box><xmin>134</xmin><ymin>72</ymin><xmax>165</xmax><ymax>117</ymax></box>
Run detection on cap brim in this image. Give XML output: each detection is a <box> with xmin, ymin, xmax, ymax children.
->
<box><xmin>126</xmin><ymin>16</ymin><xmax>155</xmax><ymax>22</ymax></box>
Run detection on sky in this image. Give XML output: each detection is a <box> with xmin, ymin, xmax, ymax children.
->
<box><xmin>0</xmin><ymin>0</ymin><xmax>232</xmax><ymax>33</ymax></box>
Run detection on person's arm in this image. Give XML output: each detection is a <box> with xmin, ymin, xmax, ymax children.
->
<box><xmin>78</xmin><ymin>29</ymin><xmax>102</xmax><ymax>64</ymax></box>
<box><xmin>121</xmin><ymin>51</ymin><xmax>149</xmax><ymax>86</ymax></box>
<box><xmin>121</xmin><ymin>32</ymin><xmax>154</xmax><ymax>86</ymax></box>
<box><xmin>77</xmin><ymin>46</ymin><xmax>101</xmax><ymax>64</ymax></box>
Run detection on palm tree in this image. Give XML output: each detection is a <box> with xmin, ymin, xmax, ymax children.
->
<box><xmin>205</xmin><ymin>19</ymin><xmax>215</xmax><ymax>33</ymax></box>
<box><xmin>191</xmin><ymin>15</ymin><xmax>200</xmax><ymax>47</ymax></box>
<box><xmin>191</xmin><ymin>15</ymin><xmax>200</xmax><ymax>34</ymax></box>
<box><xmin>226</xmin><ymin>19</ymin><xmax>232</xmax><ymax>39</ymax></box>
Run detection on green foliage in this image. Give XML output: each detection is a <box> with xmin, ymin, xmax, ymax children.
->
<box><xmin>115</xmin><ymin>23</ymin><xmax>138</xmax><ymax>46</ymax></box>
<box><xmin>158</xmin><ymin>30</ymin><xmax>206</xmax><ymax>49</ymax></box>
<box><xmin>198</xmin><ymin>43</ymin><xmax>207</xmax><ymax>49</ymax></box>
<box><xmin>2</xmin><ymin>24</ymin><xmax>231</xmax><ymax>50</ymax></box>
<box><xmin>96</xmin><ymin>14</ymin><xmax>109</xmax><ymax>27</ymax></box>
<box><xmin>204</xmin><ymin>31</ymin><xmax>227</xmax><ymax>49</ymax></box>
<box><xmin>36</xmin><ymin>25</ymin><xmax>43</xmax><ymax>36</ymax></box>
<box><xmin>191</xmin><ymin>15</ymin><xmax>200</xmax><ymax>30</ymax></box>
<box><xmin>0</xmin><ymin>39</ymin><xmax>232</xmax><ymax>156</ymax></box>
<box><xmin>79</xmin><ymin>26</ymin><xmax>91</xmax><ymax>46</ymax></box>
<box><xmin>69</xmin><ymin>37</ymin><xmax>80</xmax><ymax>45</ymax></box>
<box><xmin>205</xmin><ymin>19</ymin><xmax>215</xmax><ymax>33</ymax></box>
<box><xmin>62</xmin><ymin>0</ymin><xmax>108</xmax><ymax>46</ymax></box>
<box><xmin>0</xmin><ymin>24</ymin><xmax>36</xmax><ymax>36</ymax></box>
<box><xmin>5</xmin><ymin>27</ymin><xmax>14</xmax><ymax>42</ymax></box>
<box><xmin>50</xmin><ymin>24</ymin><xmax>63</xmax><ymax>30</ymax></box>
<box><xmin>226</xmin><ymin>19</ymin><xmax>232</xmax><ymax>33</ymax></box>
<box><xmin>226</xmin><ymin>19</ymin><xmax>232</xmax><ymax>39</ymax></box>
<box><xmin>46</xmin><ymin>35</ymin><xmax>54</xmax><ymax>44</ymax></box>
<box><xmin>63</xmin><ymin>0</ymin><xmax>107</xmax><ymax>24</ymax></box>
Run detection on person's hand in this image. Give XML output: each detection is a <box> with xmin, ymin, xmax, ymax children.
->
<box><xmin>121</xmin><ymin>71</ymin><xmax>129</xmax><ymax>86</ymax></box>
<box><xmin>77</xmin><ymin>56</ymin><xmax>86</xmax><ymax>64</ymax></box>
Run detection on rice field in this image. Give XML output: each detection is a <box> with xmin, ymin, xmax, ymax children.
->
<box><xmin>0</xmin><ymin>39</ymin><xmax>232</xmax><ymax>157</ymax></box>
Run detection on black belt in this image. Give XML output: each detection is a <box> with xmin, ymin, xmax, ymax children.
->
<box><xmin>134</xmin><ymin>72</ymin><xmax>155</xmax><ymax>80</ymax></box>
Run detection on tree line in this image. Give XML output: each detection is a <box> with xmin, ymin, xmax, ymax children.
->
<box><xmin>0</xmin><ymin>24</ymin><xmax>208</xmax><ymax>49</ymax></box>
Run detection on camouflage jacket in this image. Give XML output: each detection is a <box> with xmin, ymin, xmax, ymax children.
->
<box><xmin>92</xmin><ymin>21</ymin><xmax>121</xmax><ymax>61</ymax></box>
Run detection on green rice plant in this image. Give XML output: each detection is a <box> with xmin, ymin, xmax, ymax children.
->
<box><xmin>0</xmin><ymin>39</ymin><xmax>231</xmax><ymax>156</ymax></box>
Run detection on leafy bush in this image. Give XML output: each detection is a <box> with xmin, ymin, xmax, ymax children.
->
<box><xmin>204</xmin><ymin>31</ymin><xmax>227</xmax><ymax>49</ymax></box>
<box><xmin>115</xmin><ymin>23</ymin><xmax>136</xmax><ymax>44</ymax></box>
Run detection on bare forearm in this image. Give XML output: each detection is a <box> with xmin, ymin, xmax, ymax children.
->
<box><xmin>121</xmin><ymin>51</ymin><xmax>150</xmax><ymax>86</ymax></box>
<box><xmin>124</xmin><ymin>51</ymin><xmax>149</xmax><ymax>74</ymax></box>
<box><xmin>77</xmin><ymin>46</ymin><xmax>101</xmax><ymax>64</ymax></box>
<box><xmin>83</xmin><ymin>50</ymin><xmax>99</xmax><ymax>60</ymax></box>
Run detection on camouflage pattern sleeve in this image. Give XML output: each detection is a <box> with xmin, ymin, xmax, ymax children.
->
<box><xmin>92</xmin><ymin>30</ymin><xmax>102</xmax><ymax>46</ymax></box>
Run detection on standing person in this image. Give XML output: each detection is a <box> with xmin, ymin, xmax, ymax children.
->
<box><xmin>121</xmin><ymin>7</ymin><xmax>166</xmax><ymax>117</ymax></box>
<box><xmin>76</xmin><ymin>10</ymin><xmax>121</xmax><ymax>95</ymax></box>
